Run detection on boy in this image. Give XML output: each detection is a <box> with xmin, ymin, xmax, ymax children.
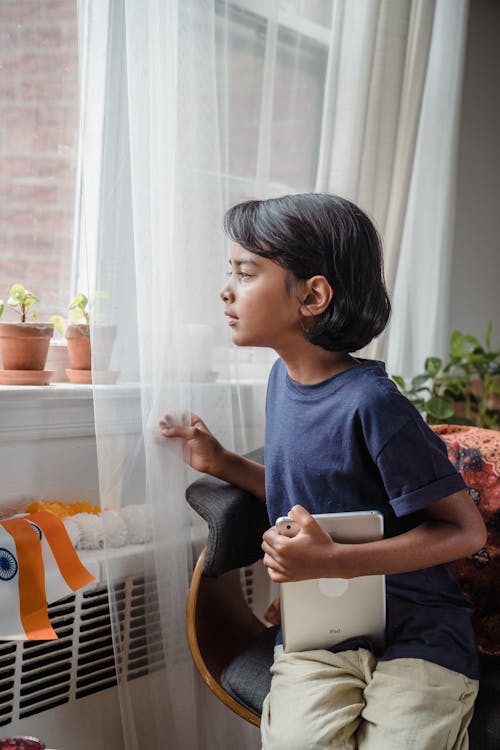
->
<box><xmin>161</xmin><ymin>194</ymin><xmax>486</xmax><ymax>749</ymax></box>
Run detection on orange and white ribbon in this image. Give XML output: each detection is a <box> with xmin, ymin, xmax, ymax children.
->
<box><xmin>0</xmin><ymin>518</ymin><xmax>56</xmax><ymax>641</ymax></box>
<box><xmin>0</xmin><ymin>513</ymin><xmax>95</xmax><ymax>641</ymax></box>
<box><xmin>29</xmin><ymin>510</ymin><xmax>95</xmax><ymax>602</ymax></box>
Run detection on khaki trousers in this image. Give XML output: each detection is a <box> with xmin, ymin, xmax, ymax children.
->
<box><xmin>261</xmin><ymin>646</ymin><xmax>478</xmax><ymax>750</ymax></box>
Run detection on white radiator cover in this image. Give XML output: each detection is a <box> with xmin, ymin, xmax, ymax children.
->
<box><xmin>0</xmin><ymin>546</ymin><xmax>166</xmax><ymax>749</ymax></box>
<box><xmin>0</xmin><ymin>383</ymin><xmax>267</xmax><ymax>747</ymax></box>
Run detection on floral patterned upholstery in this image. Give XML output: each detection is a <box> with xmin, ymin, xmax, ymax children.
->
<box><xmin>432</xmin><ymin>425</ymin><xmax>500</xmax><ymax>658</ymax></box>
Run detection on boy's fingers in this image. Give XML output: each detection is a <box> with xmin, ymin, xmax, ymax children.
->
<box><xmin>263</xmin><ymin>552</ymin><xmax>287</xmax><ymax>575</ymax></box>
<box><xmin>160</xmin><ymin>413</ymin><xmax>192</xmax><ymax>430</ymax></box>
<box><xmin>288</xmin><ymin>504</ymin><xmax>316</xmax><ymax>530</ymax></box>
<box><xmin>160</xmin><ymin>425</ymin><xmax>195</xmax><ymax>440</ymax></box>
<box><xmin>261</xmin><ymin>537</ymin><xmax>285</xmax><ymax>558</ymax></box>
<box><xmin>160</xmin><ymin>412</ymin><xmax>206</xmax><ymax>432</ymax></box>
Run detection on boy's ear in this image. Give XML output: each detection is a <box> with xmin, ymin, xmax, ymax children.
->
<box><xmin>299</xmin><ymin>276</ymin><xmax>334</xmax><ymax>317</ymax></box>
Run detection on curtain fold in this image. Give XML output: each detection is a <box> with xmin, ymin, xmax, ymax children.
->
<box><xmin>381</xmin><ymin>0</ymin><xmax>436</xmax><ymax>294</ymax></box>
<box><xmin>78</xmin><ymin>1</ymin><xmax>300</xmax><ymax>747</ymax></box>
<box><xmin>386</xmin><ymin>0</ymin><xmax>469</xmax><ymax>376</ymax></box>
<box><xmin>315</xmin><ymin>0</ymin><xmax>467</xmax><ymax>367</ymax></box>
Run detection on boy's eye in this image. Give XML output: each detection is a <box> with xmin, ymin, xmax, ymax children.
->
<box><xmin>226</xmin><ymin>270</ymin><xmax>251</xmax><ymax>280</ymax></box>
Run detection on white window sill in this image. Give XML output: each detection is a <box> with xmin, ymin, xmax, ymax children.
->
<box><xmin>0</xmin><ymin>379</ymin><xmax>268</xmax><ymax>439</ymax></box>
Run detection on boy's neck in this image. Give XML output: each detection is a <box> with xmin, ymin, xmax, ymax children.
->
<box><xmin>278</xmin><ymin>341</ymin><xmax>358</xmax><ymax>385</ymax></box>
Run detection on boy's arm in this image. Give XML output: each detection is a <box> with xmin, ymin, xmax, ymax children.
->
<box><xmin>214</xmin><ymin>450</ymin><xmax>266</xmax><ymax>503</ymax></box>
<box><xmin>262</xmin><ymin>490</ymin><xmax>487</xmax><ymax>582</ymax></box>
<box><xmin>159</xmin><ymin>411</ymin><xmax>266</xmax><ymax>502</ymax></box>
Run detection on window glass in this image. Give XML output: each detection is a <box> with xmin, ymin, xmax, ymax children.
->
<box><xmin>215</xmin><ymin>6</ymin><xmax>267</xmax><ymax>181</ymax></box>
<box><xmin>215</xmin><ymin>4</ymin><xmax>328</xmax><ymax>190</ymax></box>
<box><xmin>0</xmin><ymin>0</ymin><xmax>79</xmax><ymax>323</ymax></box>
<box><xmin>279</xmin><ymin>0</ymin><xmax>333</xmax><ymax>27</ymax></box>
<box><xmin>271</xmin><ymin>28</ymin><xmax>327</xmax><ymax>189</ymax></box>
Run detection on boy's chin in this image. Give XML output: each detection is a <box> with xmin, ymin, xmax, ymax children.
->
<box><xmin>231</xmin><ymin>331</ymin><xmax>263</xmax><ymax>348</ymax></box>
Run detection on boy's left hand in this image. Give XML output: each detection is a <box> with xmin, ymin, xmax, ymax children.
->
<box><xmin>262</xmin><ymin>505</ymin><xmax>341</xmax><ymax>583</ymax></box>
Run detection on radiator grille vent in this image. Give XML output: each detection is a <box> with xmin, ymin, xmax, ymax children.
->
<box><xmin>0</xmin><ymin>643</ymin><xmax>16</xmax><ymax>727</ymax></box>
<box><xmin>241</xmin><ymin>566</ymin><xmax>255</xmax><ymax>607</ymax></box>
<box><xmin>0</xmin><ymin>576</ymin><xmax>165</xmax><ymax>726</ymax></box>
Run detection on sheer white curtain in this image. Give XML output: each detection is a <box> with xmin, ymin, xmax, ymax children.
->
<box><xmin>76</xmin><ymin>1</ymin><xmax>469</xmax><ymax>748</ymax></box>
<box><xmin>316</xmin><ymin>0</ymin><xmax>469</xmax><ymax>372</ymax></box>
<box><xmin>385</xmin><ymin>0</ymin><xmax>469</xmax><ymax>375</ymax></box>
<box><xmin>77</xmin><ymin>1</ymin><xmax>332</xmax><ymax>748</ymax></box>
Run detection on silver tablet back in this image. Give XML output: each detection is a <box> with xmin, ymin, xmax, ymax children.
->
<box><xmin>280</xmin><ymin>511</ymin><xmax>386</xmax><ymax>653</ymax></box>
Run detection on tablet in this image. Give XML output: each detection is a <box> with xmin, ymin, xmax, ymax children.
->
<box><xmin>277</xmin><ymin>511</ymin><xmax>386</xmax><ymax>653</ymax></box>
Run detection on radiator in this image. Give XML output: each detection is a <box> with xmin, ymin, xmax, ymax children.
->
<box><xmin>0</xmin><ymin>547</ymin><xmax>165</xmax><ymax>749</ymax></box>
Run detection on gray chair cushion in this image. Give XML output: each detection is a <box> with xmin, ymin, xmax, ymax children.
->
<box><xmin>221</xmin><ymin>625</ymin><xmax>276</xmax><ymax>716</ymax></box>
<box><xmin>185</xmin><ymin>448</ymin><xmax>269</xmax><ymax>577</ymax></box>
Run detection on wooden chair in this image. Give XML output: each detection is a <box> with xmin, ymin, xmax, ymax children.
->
<box><xmin>186</xmin><ymin>448</ymin><xmax>273</xmax><ymax>726</ymax></box>
<box><xmin>185</xmin><ymin>448</ymin><xmax>500</xmax><ymax>747</ymax></box>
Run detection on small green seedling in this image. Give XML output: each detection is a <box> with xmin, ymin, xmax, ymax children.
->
<box><xmin>68</xmin><ymin>293</ymin><xmax>89</xmax><ymax>324</ymax></box>
<box><xmin>0</xmin><ymin>284</ymin><xmax>39</xmax><ymax>322</ymax></box>
<box><xmin>51</xmin><ymin>293</ymin><xmax>89</xmax><ymax>334</ymax></box>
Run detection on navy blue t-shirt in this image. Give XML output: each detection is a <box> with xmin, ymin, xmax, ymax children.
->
<box><xmin>265</xmin><ymin>357</ymin><xmax>479</xmax><ymax>679</ymax></box>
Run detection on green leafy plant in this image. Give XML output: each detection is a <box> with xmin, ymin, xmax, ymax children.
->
<box><xmin>51</xmin><ymin>293</ymin><xmax>89</xmax><ymax>334</ymax></box>
<box><xmin>393</xmin><ymin>323</ymin><xmax>500</xmax><ymax>430</ymax></box>
<box><xmin>0</xmin><ymin>284</ymin><xmax>39</xmax><ymax>322</ymax></box>
<box><xmin>68</xmin><ymin>293</ymin><xmax>89</xmax><ymax>324</ymax></box>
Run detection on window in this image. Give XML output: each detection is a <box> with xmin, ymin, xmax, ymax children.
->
<box><xmin>215</xmin><ymin>0</ymin><xmax>331</xmax><ymax>200</ymax></box>
<box><xmin>0</xmin><ymin>1</ymin><xmax>331</xmax><ymax>325</ymax></box>
<box><xmin>0</xmin><ymin>0</ymin><xmax>79</xmax><ymax>323</ymax></box>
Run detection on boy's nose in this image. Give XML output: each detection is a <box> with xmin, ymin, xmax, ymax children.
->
<box><xmin>219</xmin><ymin>283</ymin><xmax>234</xmax><ymax>302</ymax></box>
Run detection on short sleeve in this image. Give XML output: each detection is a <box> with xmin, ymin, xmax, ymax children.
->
<box><xmin>375</xmin><ymin>418</ymin><xmax>466</xmax><ymax>517</ymax></box>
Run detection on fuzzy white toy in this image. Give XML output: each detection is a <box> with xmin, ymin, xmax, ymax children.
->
<box><xmin>101</xmin><ymin>510</ymin><xmax>128</xmax><ymax>548</ymax></box>
<box><xmin>72</xmin><ymin>512</ymin><xmax>104</xmax><ymax>550</ymax></box>
<box><xmin>63</xmin><ymin>515</ymin><xmax>82</xmax><ymax>548</ymax></box>
<box><xmin>120</xmin><ymin>504</ymin><xmax>153</xmax><ymax>544</ymax></box>
<box><xmin>63</xmin><ymin>504</ymin><xmax>152</xmax><ymax>549</ymax></box>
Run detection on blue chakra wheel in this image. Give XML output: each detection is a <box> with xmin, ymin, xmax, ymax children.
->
<box><xmin>29</xmin><ymin>522</ymin><xmax>43</xmax><ymax>540</ymax></box>
<box><xmin>0</xmin><ymin>548</ymin><xmax>18</xmax><ymax>580</ymax></box>
<box><xmin>466</xmin><ymin>486</ymin><xmax>481</xmax><ymax>506</ymax></box>
<box><xmin>452</xmin><ymin>447</ymin><xmax>483</xmax><ymax>472</ymax></box>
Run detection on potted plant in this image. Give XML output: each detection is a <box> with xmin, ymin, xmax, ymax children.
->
<box><xmin>0</xmin><ymin>284</ymin><xmax>55</xmax><ymax>385</ymax></box>
<box><xmin>51</xmin><ymin>293</ymin><xmax>91</xmax><ymax>383</ymax></box>
<box><xmin>67</xmin><ymin>292</ymin><xmax>91</xmax><ymax>370</ymax></box>
<box><xmin>51</xmin><ymin>293</ymin><xmax>117</xmax><ymax>384</ymax></box>
<box><xmin>393</xmin><ymin>324</ymin><xmax>500</xmax><ymax>430</ymax></box>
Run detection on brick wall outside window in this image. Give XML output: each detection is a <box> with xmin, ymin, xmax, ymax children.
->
<box><xmin>0</xmin><ymin>0</ymin><xmax>79</xmax><ymax>323</ymax></box>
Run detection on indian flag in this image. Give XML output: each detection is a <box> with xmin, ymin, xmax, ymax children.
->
<box><xmin>0</xmin><ymin>512</ymin><xmax>95</xmax><ymax>641</ymax></box>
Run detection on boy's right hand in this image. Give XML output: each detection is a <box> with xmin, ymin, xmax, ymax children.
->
<box><xmin>159</xmin><ymin>412</ymin><xmax>225</xmax><ymax>476</ymax></box>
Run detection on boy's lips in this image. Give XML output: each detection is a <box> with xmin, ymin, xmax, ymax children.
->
<box><xmin>224</xmin><ymin>311</ymin><xmax>238</xmax><ymax>326</ymax></box>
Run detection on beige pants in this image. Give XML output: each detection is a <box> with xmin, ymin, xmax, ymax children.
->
<box><xmin>261</xmin><ymin>647</ymin><xmax>478</xmax><ymax>750</ymax></box>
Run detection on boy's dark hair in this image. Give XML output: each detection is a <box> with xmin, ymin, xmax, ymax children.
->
<box><xmin>223</xmin><ymin>193</ymin><xmax>391</xmax><ymax>353</ymax></box>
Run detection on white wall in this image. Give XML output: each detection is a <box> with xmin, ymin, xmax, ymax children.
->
<box><xmin>449</xmin><ymin>0</ymin><xmax>500</xmax><ymax>347</ymax></box>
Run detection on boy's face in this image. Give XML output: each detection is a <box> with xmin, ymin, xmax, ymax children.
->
<box><xmin>220</xmin><ymin>243</ymin><xmax>304</xmax><ymax>349</ymax></box>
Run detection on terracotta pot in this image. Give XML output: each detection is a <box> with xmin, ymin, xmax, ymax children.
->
<box><xmin>0</xmin><ymin>322</ymin><xmax>54</xmax><ymax>370</ymax></box>
<box><xmin>65</xmin><ymin>324</ymin><xmax>117</xmax><ymax>373</ymax></box>
<box><xmin>65</xmin><ymin>324</ymin><xmax>91</xmax><ymax>370</ymax></box>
